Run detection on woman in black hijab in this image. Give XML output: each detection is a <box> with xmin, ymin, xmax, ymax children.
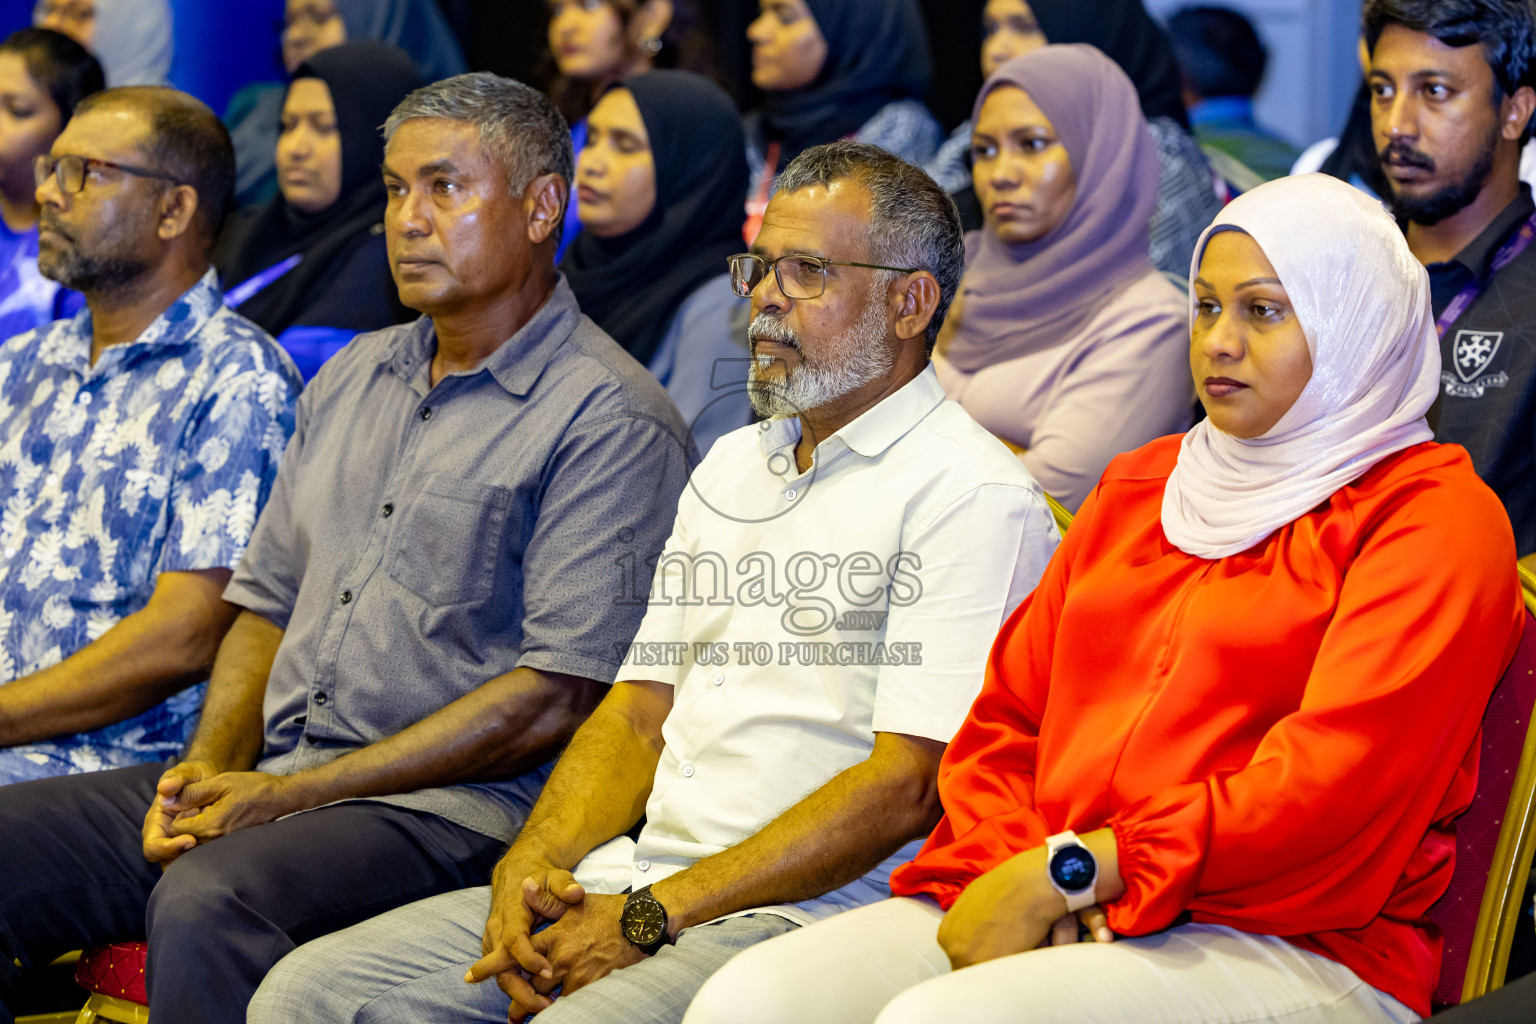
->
<box><xmin>216</xmin><ymin>40</ymin><xmax>423</xmax><ymax>380</ymax></box>
<box><xmin>562</xmin><ymin>70</ymin><xmax>752</xmax><ymax>455</ymax></box>
<box><xmin>741</xmin><ymin>0</ymin><xmax>942</xmax><ymax>241</ymax></box>
<box><xmin>1020</xmin><ymin>0</ymin><xmax>1186</xmax><ymax>126</ymax></box>
<box><xmin>926</xmin><ymin>0</ymin><xmax>1221</xmax><ymax>279</ymax></box>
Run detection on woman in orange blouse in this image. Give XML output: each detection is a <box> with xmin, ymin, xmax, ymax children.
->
<box><xmin>681</xmin><ymin>174</ymin><xmax>1524</xmax><ymax>1024</ymax></box>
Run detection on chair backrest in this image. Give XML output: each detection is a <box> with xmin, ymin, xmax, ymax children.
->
<box><xmin>1430</xmin><ymin>580</ymin><xmax>1536</xmax><ymax>1007</ymax></box>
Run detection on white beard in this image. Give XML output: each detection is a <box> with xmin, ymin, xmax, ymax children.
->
<box><xmin>747</xmin><ymin>287</ymin><xmax>894</xmax><ymax>420</ymax></box>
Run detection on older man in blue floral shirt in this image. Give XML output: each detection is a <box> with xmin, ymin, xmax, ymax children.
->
<box><xmin>0</xmin><ymin>86</ymin><xmax>301</xmax><ymax>785</ymax></box>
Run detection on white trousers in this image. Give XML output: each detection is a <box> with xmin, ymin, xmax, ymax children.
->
<box><xmin>681</xmin><ymin>897</ymin><xmax>1422</xmax><ymax>1024</ymax></box>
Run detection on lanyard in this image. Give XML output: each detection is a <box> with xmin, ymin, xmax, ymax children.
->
<box><xmin>1435</xmin><ymin>212</ymin><xmax>1536</xmax><ymax>337</ymax></box>
<box><xmin>224</xmin><ymin>253</ymin><xmax>303</xmax><ymax>309</ymax></box>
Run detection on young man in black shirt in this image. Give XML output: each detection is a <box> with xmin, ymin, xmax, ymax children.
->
<box><xmin>1367</xmin><ymin>0</ymin><xmax>1536</xmax><ymax>564</ymax></box>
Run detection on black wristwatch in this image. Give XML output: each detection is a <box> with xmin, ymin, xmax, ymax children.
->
<box><xmin>621</xmin><ymin>885</ymin><xmax>671</xmax><ymax>955</ymax></box>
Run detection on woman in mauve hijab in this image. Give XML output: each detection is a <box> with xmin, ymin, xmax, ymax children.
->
<box><xmin>935</xmin><ymin>46</ymin><xmax>1193</xmax><ymax>512</ymax></box>
<box><xmin>925</xmin><ymin>0</ymin><xmax>1221</xmax><ymax>278</ymax></box>
<box><xmin>682</xmin><ymin>173</ymin><xmax>1522</xmax><ymax>1024</ymax></box>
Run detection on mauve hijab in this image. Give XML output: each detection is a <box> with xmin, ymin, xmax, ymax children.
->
<box><xmin>943</xmin><ymin>45</ymin><xmax>1160</xmax><ymax>374</ymax></box>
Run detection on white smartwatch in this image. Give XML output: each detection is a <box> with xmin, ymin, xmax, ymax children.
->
<box><xmin>1045</xmin><ymin>830</ymin><xmax>1099</xmax><ymax>912</ymax></box>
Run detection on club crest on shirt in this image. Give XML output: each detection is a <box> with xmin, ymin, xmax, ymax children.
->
<box><xmin>1444</xmin><ymin>329</ymin><xmax>1510</xmax><ymax>398</ymax></box>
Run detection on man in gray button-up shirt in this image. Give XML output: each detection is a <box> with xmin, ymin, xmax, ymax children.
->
<box><xmin>0</xmin><ymin>74</ymin><xmax>691</xmax><ymax>1024</ymax></box>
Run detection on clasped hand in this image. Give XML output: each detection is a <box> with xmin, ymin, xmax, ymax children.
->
<box><xmin>937</xmin><ymin>846</ymin><xmax>1115</xmax><ymax>971</ymax></box>
<box><xmin>140</xmin><ymin>761</ymin><xmax>299</xmax><ymax>865</ymax></box>
<box><xmin>469</xmin><ymin>863</ymin><xmax>646</xmax><ymax>1022</ymax></box>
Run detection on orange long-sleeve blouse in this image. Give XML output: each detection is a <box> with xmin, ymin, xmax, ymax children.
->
<box><xmin>889</xmin><ymin>437</ymin><xmax>1525</xmax><ymax>1018</ymax></box>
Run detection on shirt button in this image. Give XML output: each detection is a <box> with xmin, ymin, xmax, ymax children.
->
<box><xmin>314</xmin><ymin>692</ymin><xmax>328</xmax><ymax>705</ymax></box>
<box><xmin>44</xmin><ymin>474</ymin><xmax>58</xmax><ymax>487</ymax></box>
<box><xmin>638</xmin><ymin>859</ymin><xmax>651</xmax><ymax>872</ymax></box>
<box><xmin>77</xmin><ymin>392</ymin><xmax>92</xmax><ymax>406</ymax></box>
<box><xmin>381</xmin><ymin>502</ymin><xmax>394</xmax><ymax>518</ymax></box>
<box><xmin>712</xmin><ymin>672</ymin><xmax>724</xmax><ymax>686</ymax></box>
<box><xmin>681</xmin><ymin>763</ymin><xmax>695</xmax><ymax>778</ymax></box>
<box><xmin>759</xmin><ymin>422</ymin><xmax>770</xmax><ymax>432</ymax></box>
<box><xmin>784</xmin><ymin>489</ymin><xmax>796</xmax><ymax>501</ymax></box>
<box><xmin>340</xmin><ymin>590</ymin><xmax>353</xmax><ymax>604</ymax></box>
<box><xmin>419</xmin><ymin>407</ymin><xmax>432</xmax><ymax>421</ymax></box>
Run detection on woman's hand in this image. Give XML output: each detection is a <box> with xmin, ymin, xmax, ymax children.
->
<box><xmin>937</xmin><ymin>827</ymin><xmax>1124</xmax><ymax>970</ymax></box>
<box><xmin>938</xmin><ymin>846</ymin><xmax>1065</xmax><ymax>969</ymax></box>
<box><xmin>1046</xmin><ymin>905</ymin><xmax>1114</xmax><ymax>946</ymax></box>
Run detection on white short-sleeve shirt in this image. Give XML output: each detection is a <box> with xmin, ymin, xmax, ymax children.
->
<box><xmin>602</xmin><ymin>365</ymin><xmax>1060</xmax><ymax>925</ymax></box>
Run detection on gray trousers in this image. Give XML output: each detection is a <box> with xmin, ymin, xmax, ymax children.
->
<box><xmin>246</xmin><ymin>886</ymin><xmax>799</xmax><ymax>1024</ymax></box>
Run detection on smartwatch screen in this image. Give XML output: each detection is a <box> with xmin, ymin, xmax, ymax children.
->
<box><xmin>1049</xmin><ymin>845</ymin><xmax>1096</xmax><ymax>893</ymax></box>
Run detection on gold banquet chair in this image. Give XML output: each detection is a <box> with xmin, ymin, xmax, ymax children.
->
<box><xmin>1021</xmin><ymin>497</ymin><xmax>1536</xmax><ymax>1011</ymax></box>
<box><xmin>12</xmin><ymin>938</ymin><xmax>148</xmax><ymax>1022</ymax></box>
<box><xmin>1427</xmin><ymin>564</ymin><xmax>1536</xmax><ymax>1009</ymax></box>
<box><xmin>70</xmin><ymin>943</ymin><xmax>148</xmax><ymax>1023</ymax></box>
<box><xmin>19</xmin><ymin>553</ymin><xmax>1535</xmax><ymax>1023</ymax></box>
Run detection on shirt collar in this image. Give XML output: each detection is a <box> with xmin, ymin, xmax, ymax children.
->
<box><xmin>757</xmin><ymin>363</ymin><xmax>947</xmax><ymax>464</ymax></box>
<box><xmin>47</xmin><ymin>267</ymin><xmax>224</xmax><ymax>372</ymax></box>
<box><xmin>382</xmin><ymin>275</ymin><xmax>581</xmax><ymax>396</ymax></box>
<box><xmin>1445</xmin><ymin>183</ymin><xmax>1536</xmax><ymax>284</ymax></box>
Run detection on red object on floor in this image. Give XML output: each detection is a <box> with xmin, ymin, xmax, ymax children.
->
<box><xmin>74</xmin><ymin>941</ymin><xmax>148</xmax><ymax>1005</ymax></box>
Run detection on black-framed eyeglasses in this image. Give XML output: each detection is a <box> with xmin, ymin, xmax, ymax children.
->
<box><xmin>34</xmin><ymin>153</ymin><xmax>181</xmax><ymax>196</ymax></box>
<box><xmin>728</xmin><ymin>252</ymin><xmax>920</xmax><ymax>300</ymax></box>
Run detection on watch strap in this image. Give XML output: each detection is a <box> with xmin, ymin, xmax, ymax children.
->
<box><xmin>1059</xmin><ymin>878</ymin><xmax>1097</xmax><ymax>913</ymax></box>
<box><xmin>1045</xmin><ymin>830</ymin><xmax>1099</xmax><ymax>913</ymax></box>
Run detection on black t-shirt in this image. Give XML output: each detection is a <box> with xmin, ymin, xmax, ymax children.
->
<box><xmin>1427</xmin><ymin>184</ymin><xmax>1536</xmax><ymax>556</ymax></box>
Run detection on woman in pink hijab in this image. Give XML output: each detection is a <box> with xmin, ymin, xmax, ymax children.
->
<box><xmin>935</xmin><ymin>45</ymin><xmax>1194</xmax><ymax>511</ymax></box>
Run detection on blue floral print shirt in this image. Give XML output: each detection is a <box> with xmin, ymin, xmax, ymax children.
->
<box><xmin>0</xmin><ymin>269</ymin><xmax>302</xmax><ymax>783</ymax></box>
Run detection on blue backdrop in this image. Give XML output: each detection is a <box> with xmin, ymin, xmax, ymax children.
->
<box><xmin>0</xmin><ymin>0</ymin><xmax>285</xmax><ymax>117</ymax></box>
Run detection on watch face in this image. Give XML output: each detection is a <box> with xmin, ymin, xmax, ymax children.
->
<box><xmin>623</xmin><ymin>895</ymin><xmax>667</xmax><ymax>947</ymax></box>
<box><xmin>1049</xmin><ymin>845</ymin><xmax>1096</xmax><ymax>893</ymax></box>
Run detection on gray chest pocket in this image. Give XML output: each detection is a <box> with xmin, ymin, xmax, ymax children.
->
<box><xmin>385</xmin><ymin>476</ymin><xmax>514</xmax><ymax>606</ymax></box>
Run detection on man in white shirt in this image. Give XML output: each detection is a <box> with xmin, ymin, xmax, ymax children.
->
<box><xmin>247</xmin><ymin>140</ymin><xmax>1060</xmax><ymax>1024</ymax></box>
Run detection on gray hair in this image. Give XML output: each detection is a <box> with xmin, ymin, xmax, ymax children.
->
<box><xmin>775</xmin><ymin>141</ymin><xmax>965</xmax><ymax>350</ymax></box>
<box><xmin>384</xmin><ymin>72</ymin><xmax>574</xmax><ymax>246</ymax></box>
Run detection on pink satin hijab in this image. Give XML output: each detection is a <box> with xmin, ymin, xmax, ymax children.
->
<box><xmin>943</xmin><ymin>45</ymin><xmax>1161</xmax><ymax>374</ymax></box>
<box><xmin>1161</xmin><ymin>174</ymin><xmax>1441</xmax><ymax>559</ymax></box>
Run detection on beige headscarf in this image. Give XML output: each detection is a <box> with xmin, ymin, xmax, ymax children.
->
<box><xmin>1160</xmin><ymin>174</ymin><xmax>1441</xmax><ymax>559</ymax></box>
